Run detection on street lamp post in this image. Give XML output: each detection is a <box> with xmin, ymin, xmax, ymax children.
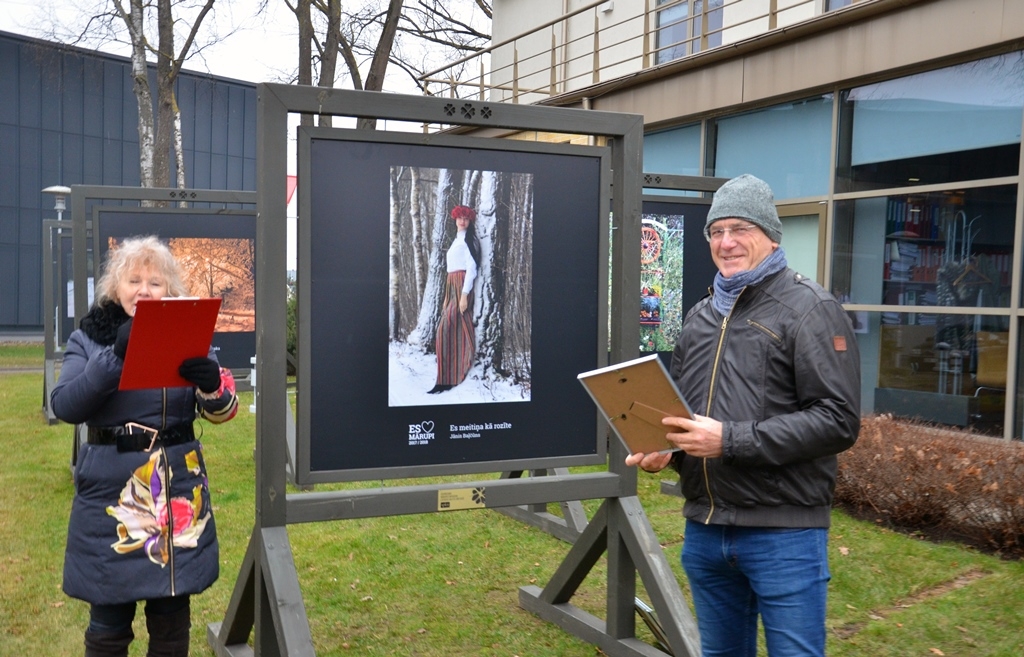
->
<box><xmin>41</xmin><ymin>185</ymin><xmax>72</xmax><ymax>427</ymax></box>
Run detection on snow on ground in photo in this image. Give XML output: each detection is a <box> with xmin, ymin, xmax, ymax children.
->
<box><xmin>388</xmin><ymin>340</ymin><xmax>528</xmax><ymax>407</ymax></box>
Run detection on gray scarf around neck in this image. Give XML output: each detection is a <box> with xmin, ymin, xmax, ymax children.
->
<box><xmin>712</xmin><ymin>246</ymin><xmax>788</xmax><ymax>316</ymax></box>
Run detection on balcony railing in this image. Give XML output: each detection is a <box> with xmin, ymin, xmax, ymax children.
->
<box><xmin>418</xmin><ymin>0</ymin><xmax>869</xmax><ymax>104</ymax></box>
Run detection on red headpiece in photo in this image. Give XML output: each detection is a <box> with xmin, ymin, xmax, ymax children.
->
<box><xmin>450</xmin><ymin>205</ymin><xmax>477</xmax><ymax>222</ymax></box>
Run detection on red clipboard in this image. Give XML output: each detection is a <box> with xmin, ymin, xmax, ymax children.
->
<box><xmin>119</xmin><ymin>298</ymin><xmax>222</xmax><ymax>390</ymax></box>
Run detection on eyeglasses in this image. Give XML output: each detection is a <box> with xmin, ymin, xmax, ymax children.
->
<box><xmin>707</xmin><ymin>224</ymin><xmax>760</xmax><ymax>242</ymax></box>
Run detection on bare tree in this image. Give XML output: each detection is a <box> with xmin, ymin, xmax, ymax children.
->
<box><xmin>285</xmin><ymin>0</ymin><xmax>491</xmax><ymax>126</ymax></box>
<box><xmin>40</xmin><ymin>0</ymin><xmax>224</xmax><ymax>191</ymax></box>
<box><xmin>111</xmin><ymin>0</ymin><xmax>216</xmax><ymax>189</ymax></box>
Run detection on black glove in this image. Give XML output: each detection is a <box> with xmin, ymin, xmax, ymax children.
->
<box><xmin>179</xmin><ymin>357</ymin><xmax>221</xmax><ymax>393</ymax></box>
<box><xmin>112</xmin><ymin>319</ymin><xmax>133</xmax><ymax>360</ymax></box>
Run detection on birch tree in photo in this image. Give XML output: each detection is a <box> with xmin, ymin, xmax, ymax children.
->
<box><xmin>389</xmin><ymin>165</ymin><xmax>404</xmax><ymax>339</ymax></box>
<box><xmin>409</xmin><ymin>167</ymin><xmax>427</xmax><ymax>302</ymax></box>
<box><xmin>409</xmin><ymin>167</ymin><xmax>464</xmax><ymax>351</ymax></box>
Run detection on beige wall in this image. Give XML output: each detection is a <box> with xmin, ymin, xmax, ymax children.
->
<box><xmin>579</xmin><ymin>0</ymin><xmax>1024</xmax><ymax>129</ymax></box>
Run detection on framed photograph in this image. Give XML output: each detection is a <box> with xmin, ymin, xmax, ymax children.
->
<box><xmin>639</xmin><ymin>196</ymin><xmax>717</xmax><ymax>360</ymax></box>
<box><xmin>93</xmin><ymin>207</ymin><xmax>257</xmax><ymax>370</ymax></box>
<box><xmin>298</xmin><ymin>128</ymin><xmax>610</xmax><ymax>482</ymax></box>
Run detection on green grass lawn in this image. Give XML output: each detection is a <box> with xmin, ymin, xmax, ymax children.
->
<box><xmin>0</xmin><ymin>342</ymin><xmax>44</xmax><ymax>369</ymax></box>
<box><xmin>2</xmin><ymin>359</ymin><xmax>1022</xmax><ymax>656</ymax></box>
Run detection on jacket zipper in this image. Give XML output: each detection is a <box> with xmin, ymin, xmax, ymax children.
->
<box><xmin>161</xmin><ymin>445</ymin><xmax>176</xmax><ymax>595</ymax></box>
<box><xmin>747</xmin><ymin>319</ymin><xmax>782</xmax><ymax>342</ymax></box>
<box><xmin>702</xmin><ymin>290</ymin><xmax>743</xmax><ymax>524</ymax></box>
<box><xmin>160</xmin><ymin>388</ymin><xmax>176</xmax><ymax>595</ymax></box>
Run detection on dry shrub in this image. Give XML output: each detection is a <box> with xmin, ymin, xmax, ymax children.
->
<box><xmin>835</xmin><ymin>415</ymin><xmax>1024</xmax><ymax>558</ymax></box>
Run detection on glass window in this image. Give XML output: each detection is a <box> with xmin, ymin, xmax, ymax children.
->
<box><xmin>836</xmin><ymin>52</ymin><xmax>1024</xmax><ymax>192</ymax></box>
<box><xmin>655</xmin><ymin>0</ymin><xmax>691</xmax><ymax>64</ymax></box>
<box><xmin>831</xmin><ymin>185</ymin><xmax>1016</xmax><ymax>309</ymax></box>
<box><xmin>855</xmin><ymin>310</ymin><xmax>1007</xmax><ymax>438</ymax></box>
<box><xmin>707</xmin><ymin>96</ymin><xmax>833</xmax><ymax>199</ymax></box>
<box><xmin>655</xmin><ymin>0</ymin><xmax>724</xmax><ymax>64</ymax></box>
<box><xmin>644</xmin><ymin>124</ymin><xmax>701</xmax><ymax>177</ymax></box>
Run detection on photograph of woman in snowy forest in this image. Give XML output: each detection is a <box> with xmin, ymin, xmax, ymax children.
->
<box><xmin>388</xmin><ymin>166</ymin><xmax>534</xmax><ymax>407</ymax></box>
<box><xmin>428</xmin><ymin>204</ymin><xmax>482</xmax><ymax>394</ymax></box>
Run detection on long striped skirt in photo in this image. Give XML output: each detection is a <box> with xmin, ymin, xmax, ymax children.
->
<box><xmin>435</xmin><ymin>270</ymin><xmax>476</xmax><ymax>386</ymax></box>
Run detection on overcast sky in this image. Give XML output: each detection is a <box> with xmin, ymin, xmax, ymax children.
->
<box><xmin>0</xmin><ymin>0</ymin><xmax>300</xmax><ymax>85</ymax></box>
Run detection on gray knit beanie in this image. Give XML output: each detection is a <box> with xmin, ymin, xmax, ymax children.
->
<box><xmin>704</xmin><ymin>174</ymin><xmax>782</xmax><ymax>243</ymax></box>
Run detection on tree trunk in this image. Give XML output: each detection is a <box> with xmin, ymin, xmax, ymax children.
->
<box><xmin>152</xmin><ymin>0</ymin><xmax>175</xmax><ymax>190</ymax></box>
<box><xmin>479</xmin><ymin>171</ymin><xmax>511</xmax><ymax>376</ymax></box>
<box><xmin>356</xmin><ymin>0</ymin><xmax>404</xmax><ymax>130</ymax></box>
<box><xmin>317</xmin><ymin>0</ymin><xmax>341</xmax><ymax>127</ymax></box>
<box><xmin>295</xmin><ymin>0</ymin><xmax>314</xmax><ymax>128</ymax></box>
<box><xmin>389</xmin><ymin>166</ymin><xmax>403</xmax><ymax>340</ymax></box>
<box><xmin>409</xmin><ymin>167</ymin><xmax>426</xmax><ymax>303</ymax></box>
<box><xmin>410</xmin><ymin>168</ymin><xmax>464</xmax><ymax>351</ymax></box>
<box><xmin>124</xmin><ymin>0</ymin><xmax>156</xmax><ymax>188</ymax></box>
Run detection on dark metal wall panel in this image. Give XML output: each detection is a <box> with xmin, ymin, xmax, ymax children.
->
<box><xmin>83</xmin><ymin>59</ymin><xmax>104</xmax><ymax>138</ymax></box>
<box><xmin>0</xmin><ymin>206</ymin><xmax>15</xmax><ymax>244</ymax></box>
<box><xmin>18</xmin><ymin>49</ymin><xmax>41</xmax><ymax>129</ymax></box>
<box><xmin>0</xmin><ymin>31</ymin><xmax>257</xmax><ymax>330</ymax></box>
<box><xmin>228</xmin><ymin>85</ymin><xmax>245</xmax><ymax>156</ymax></box>
<box><xmin>63</xmin><ymin>133</ymin><xmax>84</xmax><ymax>183</ymax></box>
<box><xmin>211</xmin><ymin>82</ymin><xmax>229</xmax><ymax>155</ymax></box>
<box><xmin>193</xmin><ymin>150</ymin><xmax>212</xmax><ymax>187</ymax></box>
<box><xmin>18</xmin><ymin>241</ymin><xmax>40</xmax><ymax>321</ymax></box>
<box><xmin>122</xmin><ymin>140</ymin><xmax>140</xmax><ymax>186</ymax></box>
<box><xmin>41</xmin><ymin>130</ymin><xmax>62</xmax><ymax>196</ymax></box>
<box><xmin>62</xmin><ymin>57</ymin><xmax>84</xmax><ymax>135</ymax></box>
<box><xmin>243</xmin><ymin>87</ymin><xmax>256</xmax><ymax>160</ymax></box>
<box><xmin>83</xmin><ymin>135</ymin><xmax>104</xmax><ymax>185</ymax></box>
<box><xmin>227</xmin><ymin>155</ymin><xmax>244</xmax><ymax>190</ymax></box>
<box><xmin>211</xmin><ymin>153</ymin><xmax>228</xmax><ymax>189</ymax></box>
<box><xmin>193</xmin><ymin>79</ymin><xmax>213</xmax><ymax>154</ymax></box>
<box><xmin>102</xmin><ymin>134</ymin><xmax>122</xmax><ymax>183</ymax></box>
<box><xmin>40</xmin><ymin>51</ymin><xmax>62</xmax><ymax>132</ymax></box>
<box><xmin>102</xmin><ymin>61</ymin><xmax>122</xmax><ymax>142</ymax></box>
<box><xmin>0</xmin><ymin>125</ymin><xmax>16</xmax><ymax>206</ymax></box>
<box><xmin>0</xmin><ymin>41</ymin><xmax>17</xmax><ymax>124</ymax></box>
<box><xmin>177</xmin><ymin>77</ymin><xmax>196</xmax><ymax>152</ymax></box>
<box><xmin>0</xmin><ymin>242</ymin><xmax>16</xmax><ymax>324</ymax></box>
<box><xmin>18</xmin><ymin>127</ymin><xmax>40</xmax><ymax>208</ymax></box>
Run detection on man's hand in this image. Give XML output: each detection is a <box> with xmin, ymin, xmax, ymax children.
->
<box><xmin>625</xmin><ymin>450</ymin><xmax>673</xmax><ymax>473</ymax></box>
<box><xmin>662</xmin><ymin>414</ymin><xmax>724</xmax><ymax>458</ymax></box>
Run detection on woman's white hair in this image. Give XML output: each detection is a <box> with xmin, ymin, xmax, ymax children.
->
<box><xmin>94</xmin><ymin>235</ymin><xmax>188</xmax><ymax>306</ymax></box>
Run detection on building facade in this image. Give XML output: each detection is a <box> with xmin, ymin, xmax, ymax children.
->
<box><xmin>0</xmin><ymin>30</ymin><xmax>257</xmax><ymax>333</ymax></box>
<box><xmin>463</xmin><ymin>0</ymin><xmax>1024</xmax><ymax>438</ymax></box>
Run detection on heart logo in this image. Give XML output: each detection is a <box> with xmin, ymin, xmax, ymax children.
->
<box><xmin>421</xmin><ymin>420</ymin><xmax>434</xmax><ymax>433</ymax></box>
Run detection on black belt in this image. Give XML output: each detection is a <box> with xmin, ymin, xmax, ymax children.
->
<box><xmin>87</xmin><ymin>422</ymin><xmax>195</xmax><ymax>452</ymax></box>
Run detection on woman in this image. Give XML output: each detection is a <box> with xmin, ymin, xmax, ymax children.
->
<box><xmin>428</xmin><ymin>204</ymin><xmax>482</xmax><ymax>394</ymax></box>
<box><xmin>51</xmin><ymin>235</ymin><xmax>238</xmax><ymax>657</ymax></box>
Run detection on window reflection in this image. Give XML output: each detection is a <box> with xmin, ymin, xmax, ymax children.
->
<box><xmin>836</xmin><ymin>52</ymin><xmax>1024</xmax><ymax>191</ymax></box>
<box><xmin>831</xmin><ymin>186</ymin><xmax>1016</xmax><ymax>308</ymax></box>
<box><xmin>854</xmin><ymin>311</ymin><xmax>1007</xmax><ymax>437</ymax></box>
<box><xmin>655</xmin><ymin>0</ymin><xmax>724</xmax><ymax>64</ymax></box>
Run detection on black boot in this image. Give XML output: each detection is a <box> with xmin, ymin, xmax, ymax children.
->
<box><xmin>84</xmin><ymin>628</ymin><xmax>134</xmax><ymax>657</ymax></box>
<box><xmin>145</xmin><ymin>606</ymin><xmax>191</xmax><ymax>657</ymax></box>
<box><xmin>427</xmin><ymin>384</ymin><xmax>452</xmax><ymax>394</ymax></box>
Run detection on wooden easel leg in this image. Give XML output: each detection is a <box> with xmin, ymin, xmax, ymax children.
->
<box><xmin>208</xmin><ymin>526</ymin><xmax>315</xmax><ymax>657</ymax></box>
<box><xmin>519</xmin><ymin>497</ymin><xmax>700</xmax><ymax>657</ymax></box>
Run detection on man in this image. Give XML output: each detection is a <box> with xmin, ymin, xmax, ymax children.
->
<box><xmin>626</xmin><ymin>174</ymin><xmax>861</xmax><ymax>657</ymax></box>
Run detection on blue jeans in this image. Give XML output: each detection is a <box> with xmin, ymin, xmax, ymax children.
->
<box><xmin>682</xmin><ymin>521</ymin><xmax>830</xmax><ymax>657</ymax></box>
